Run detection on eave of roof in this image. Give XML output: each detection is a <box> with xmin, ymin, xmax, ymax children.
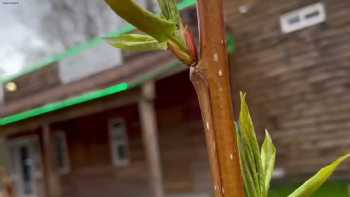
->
<box><xmin>0</xmin><ymin>0</ymin><xmax>236</xmax><ymax>126</ymax></box>
<box><xmin>0</xmin><ymin>60</ymin><xmax>182</xmax><ymax>126</ymax></box>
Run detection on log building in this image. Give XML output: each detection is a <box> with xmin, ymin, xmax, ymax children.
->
<box><xmin>1</xmin><ymin>0</ymin><xmax>350</xmax><ymax>197</ymax></box>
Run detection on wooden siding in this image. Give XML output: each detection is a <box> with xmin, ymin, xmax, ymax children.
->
<box><xmin>155</xmin><ymin>72</ymin><xmax>211</xmax><ymax>193</ymax></box>
<box><xmin>225</xmin><ymin>0</ymin><xmax>350</xmax><ymax>176</ymax></box>
<box><xmin>0</xmin><ymin>52</ymin><xmax>174</xmax><ymax>117</ymax></box>
<box><xmin>45</xmin><ymin>72</ymin><xmax>212</xmax><ymax>197</ymax></box>
<box><xmin>4</xmin><ymin>64</ymin><xmax>60</xmax><ymax>103</ymax></box>
<box><xmin>53</xmin><ymin>104</ymin><xmax>150</xmax><ymax>197</ymax></box>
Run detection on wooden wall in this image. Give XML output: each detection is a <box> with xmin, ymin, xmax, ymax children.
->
<box><xmin>155</xmin><ymin>71</ymin><xmax>212</xmax><ymax>193</ymax></box>
<box><xmin>48</xmin><ymin>71</ymin><xmax>211</xmax><ymax>197</ymax></box>
<box><xmin>224</xmin><ymin>0</ymin><xmax>350</xmax><ymax>177</ymax></box>
<box><xmin>53</xmin><ymin>104</ymin><xmax>149</xmax><ymax>197</ymax></box>
<box><xmin>4</xmin><ymin>64</ymin><xmax>60</xmax><ymax>103</ymax></box>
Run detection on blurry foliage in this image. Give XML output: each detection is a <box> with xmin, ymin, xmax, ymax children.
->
<box><xmin>270</xmin><ymin>181</ymin><xmax>350</xmax><ymax>197</ymax></box>
<box><xmin>237</xmin><ymin>92</ymin><xmax>350</xmax><ymax>197</ymax></box>
<box><xmin>104</xmin><ymin>0</ymin><xmax>196</xmax><ymax>65</ymax></box>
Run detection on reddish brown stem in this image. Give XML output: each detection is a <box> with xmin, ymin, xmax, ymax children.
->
<box><xmin>189</xmin><ymin>0</ymin><xmax>245</xmax><ymax>196</ymax></box>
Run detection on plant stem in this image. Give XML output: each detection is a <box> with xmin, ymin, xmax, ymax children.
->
<box><xmin>190</xmin><ymin>0</ymin><xmax>245</xmax><ymax>196</ymax></box>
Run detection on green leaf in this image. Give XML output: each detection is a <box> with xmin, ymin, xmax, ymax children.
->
<box><xmin>105</xmin><ymin>0</ymin><xmax>176</xmax><ymax>42</ymax></box>
<box><xmin>237</xmin><ymin>92</ymin><xmax>265</xmax><ymax>197</ymax></box>
<box><xmin>157</xmin><ymin>0</ymin><xmax>181</xmax><ymax>24</ymax></box>
<box><xmin>155</xmin><ymin>0</ymin><xmax>188</xmax><ymax>55</ymax></box>
<box><xmin>104</xmin><ymin>34</ymin><xmax>167</xmax><ymax>51</ymax></box>
<box><xmin>236</xmin><ymin>122</ymin><xmax>260</xmax><ymax>197</ymax></box>
<box><xmin>288</xmin><ymin>153</ymin><xmax>350</xmax><ymax>197</ymax></box>
<box><xmin>261</xmin><ymin>130</ymin><xmax>276</xmax><ymax>194</ymax></box>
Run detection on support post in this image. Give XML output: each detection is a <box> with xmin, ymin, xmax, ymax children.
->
<box><xmin>138</xmin><ymin>82</ymin><xmax>164</xmax><ymax>197</ymax></box>
<box><xmin>41</xmin><ymin>124</ymin><xmax>61</xmax><ymax>197</ymax></box>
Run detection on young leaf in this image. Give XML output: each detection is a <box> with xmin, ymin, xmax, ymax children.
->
<box><xmin>261</xmin><ymin>130</ymin><xmax>276</xmax><ymax>194</ymax></box>
<box><xmin>105</xmin><ymin>0</ymin><xmax>176</xmax><ymax>42</ymax></box>
<box><xmin>236</xmin><ymin>122</ymin><xmax>260</xmax><ymax>197</ymax></box>
<box><xmin>237</xmin><ymin>92</ymin><xmax>265</xmax><ymax>197</ymax></box>
<box><xmin>239</xmin><ymin>92</ymin><xmax>261</xmax><ymax>166</ymax></box>
<box><xmin>157</xmin><ymin>0</ymin><xmax>181</xmax><ymax>24</ymax></box>
<box><xmin>104</xmin><ymin>34</ymin><xmax>167</xmax><ymax>51</ymax></box>
<box><xmin>288</xmin><ymin>153</ymin><xmax>350</xmax><ymax>197</ymax></box>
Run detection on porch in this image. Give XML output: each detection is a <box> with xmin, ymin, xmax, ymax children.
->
<box><xmin>0</xmin><ymin>72</ymin><xmax>213</xmax><ymax>197</ymax></box>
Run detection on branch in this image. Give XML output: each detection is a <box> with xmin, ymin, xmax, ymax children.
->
<box><xmin>189</xmin><ymin>0</ymin><xmax>245</xmax><ymax>196</ymax></box>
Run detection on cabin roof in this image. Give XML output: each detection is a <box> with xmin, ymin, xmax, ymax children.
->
<box><xmin>0</xmin><ymin>52</ymin><xmax>185</xmax><ymax>126</ymax></box>
<box><xmin>0</xmin><ymin>0</ymin><xmax>197</xmax><ymax>126</ymax></box>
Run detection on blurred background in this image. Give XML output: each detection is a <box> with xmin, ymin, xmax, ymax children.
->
<box><xmin>0</xmin><ymin>0</ymin><xmax>349</xmax><ymax>196</ymax></box>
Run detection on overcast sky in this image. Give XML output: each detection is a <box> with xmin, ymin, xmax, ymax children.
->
<box><xmin>0</xmin><ymin>0</ymin><xmax>55</xmax><ymax>77</ymax></box>
<box><xmin>0</xmin><ymin>0</ymin><xmax>155</xmax><ymax>81</ymax></box>
<box><xmin>0</xmin><ymin>0</ymin><xmax>131</xmax><ymax>80</ymax></box>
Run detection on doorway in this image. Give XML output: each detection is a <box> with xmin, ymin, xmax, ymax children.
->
<box><xmin>8</xmin><ymin>136</ymin><xmax>43</xmax><ymax>197</ymax></box>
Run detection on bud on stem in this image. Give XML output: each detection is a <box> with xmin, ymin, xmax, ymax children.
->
<box><xmin>167</xmin><ymin>28</ymin><xmax>198</xmax><ymax>66</ymax></box>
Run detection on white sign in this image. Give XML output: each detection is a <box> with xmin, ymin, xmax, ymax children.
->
<box><xmin>280</xmin><ymin>3</ymin><xmax>326</xmax><ymax>34</ymax></box>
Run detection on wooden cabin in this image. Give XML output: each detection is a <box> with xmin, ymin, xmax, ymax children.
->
<box><xmin>226</xmin><ymin>0</ymin><xmax>350</xmax><ymax>177</ymax></box>
<box><xmin>0</xmin><ymin>42</ymin><xmax>215</xmax><ymax>197</ymax></box>
<box><xmin>1</xmin><ymin>0</ymin><xmax>350</xmax><ymax>197</ymax></box>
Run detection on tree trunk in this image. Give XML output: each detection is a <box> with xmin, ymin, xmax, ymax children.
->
<box><xmin>190</xmin><ymin>0</ymin><xmax>245</xmax><ymax>196</ymax></box>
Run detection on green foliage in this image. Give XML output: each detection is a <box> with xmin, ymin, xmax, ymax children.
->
<box><xmin>261</xmin><ymin>131</ymin><xmax>276</xmax><ymax>194</ymax></box>
<box><xmin>104</xmin><ymin>0</ymin><xmax>196</xmax><ymax>65</ymax></box>
<box><xmin>237</xmin><ymin>92</ymin><xmax>349</xmax><ymax>197</ymax></box>
<box><xmin>105</xmin><ymin>34</ymin><xmax>167</xmax><ymax>51</ymax></box>
<box><xmin>236</xmin><ymin>92</ymin><xmax>275</xmax><ymax>197</ymax></box>
<box><xmin>105</xmin><ymin>0</ymin><xmax>176</xmax><ymax>42</ymax></box>
<box><xmin>270</xmin><ymin>181</ymin><xmax>350</xmax><ymax>197</ymax></box>
<box><xmin>156</xmin><ymin>0</ymin><xmax>181</xmax><ymax>24</ymax></box>
<box><xmin>288</xmin><ymin>154</ymin><xmax>350</xmax><ymax>197</ymax></box>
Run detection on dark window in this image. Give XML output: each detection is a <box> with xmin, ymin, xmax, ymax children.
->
<box><xmin>19</xmin><ymin>146</ymin><xmax>33</xmax><ymax>194</ymax></box>
<box><xmin>305</xmin><ymin>11</ymin><xmax>320</xmax><ymax>19</ymax></box>
<box><xmin>288</xmin><ymin>15</ymin><xmax>300</xmax><ymax>24</ymax></box>
<box><xmin>117</xmin><ymin>145</ymin><xmax>128</xmax><ymax>160</ymax></box>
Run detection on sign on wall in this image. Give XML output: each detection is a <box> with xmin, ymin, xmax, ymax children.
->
<box><xmin>280</xmin><ymin>3</ymin><xmax>326</xmax><ymax>34</ymax></box>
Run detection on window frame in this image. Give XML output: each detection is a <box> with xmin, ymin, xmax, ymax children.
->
<box><xmin>54</xmin><ymin>131</ymin><xmax>70</xmax><ymax>175</ymax></box>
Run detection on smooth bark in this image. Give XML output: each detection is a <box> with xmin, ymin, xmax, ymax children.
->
<box><xmin>190</xmin><ymin>0</ymin><xmax>245</xmax><ymax>196</ymax></box>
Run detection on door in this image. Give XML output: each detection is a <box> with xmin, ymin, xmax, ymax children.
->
<box><xmin>8</xmin><ymin>136</ymin><xmax>42</xmax><ymax>197</ymax></box>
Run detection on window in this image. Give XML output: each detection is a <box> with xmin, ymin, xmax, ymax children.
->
<box><xmin>305</xmin><ymin>10</ymin><xmax>320</xmax><ymax>19</ymax></box>
<box><xmin>109</xmin><ymin>119</ymin><xmax>129</xmax><ymax>167</ymax></box>
<box><xmin>54</xmin><ymin>131</ymin><xmax>70</xmax><ymax>175</ymax></box>
<box><xmin>280</xmin><ymin>3</ymin><xmax>326</xmax><ymax>34</ymax></box>
<box><xmin>287</xmin><ymin>15</ymin><xmax>300</xmax><ymax>25</ymax></box>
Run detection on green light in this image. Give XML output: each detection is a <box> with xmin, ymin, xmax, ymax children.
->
<box><xmin>177</xmin><ymin>0</ymin><xmax>196</xmax><ymax>10</ymax></box>
<box><xmin>0</xmin><ymin>0</ymin><xmax>197</xmax><ymax>83</ymax></box>
<box><xmin>0</xmin><ymin>34</ymin><xmax>235</xmax><ymax>126</ymax></box>
<box><xmin>0</xmin><ymin>0</ymin><xmax>238</xmax><ymax>126</ymax></box>
<box><xmin>0</xmin><ymin>83</ymin><xmax>128</xmax><ymax>126</ymax></box>
<box><xmin>227</xmin><ymin>33</ymin><xmax>236</xmax><ymax>53</ymax></box>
